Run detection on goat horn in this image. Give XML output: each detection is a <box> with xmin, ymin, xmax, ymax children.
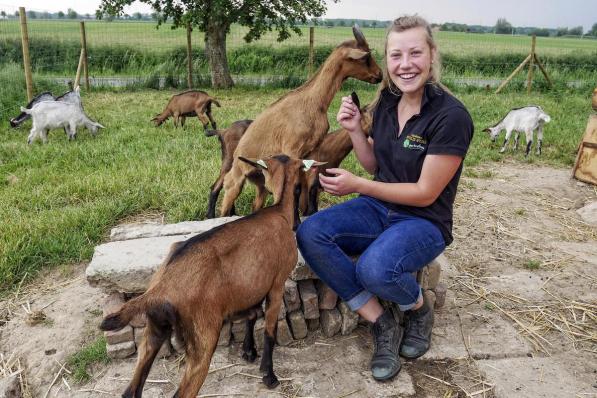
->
<box><xmin>352</xmin><ymin>24</ymin><xmax>367</xmax><ymax>47</ymax></box>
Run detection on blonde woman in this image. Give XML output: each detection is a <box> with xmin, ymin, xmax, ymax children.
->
<box><xmin>297</xmin><ymin>15</ymin><xmax>473</xmax><ymax>381</ymax></box>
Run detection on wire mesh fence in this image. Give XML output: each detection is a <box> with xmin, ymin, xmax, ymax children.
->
<box><xmin>1</xmin><ymin>5</ymin><xmax>596</xmax><ymax>99</ymax></box>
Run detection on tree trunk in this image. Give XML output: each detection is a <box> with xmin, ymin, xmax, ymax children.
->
<box><xmin>205</xmin><ymin>22</ymin><xmax>234</xmax><ymax>88</ymax></box>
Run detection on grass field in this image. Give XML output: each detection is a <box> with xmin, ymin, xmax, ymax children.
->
<box><xmin>1</xmin><ymin>20</ymin><xmax>596</xmax><ymax>56</ymax></box>
<box><xmin>0</xmin><ymin>76</ymin><xmax>592</xmax><ymax>293</ymax></box>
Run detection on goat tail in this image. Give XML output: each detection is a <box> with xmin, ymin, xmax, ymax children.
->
<box><xmin>211</xmin><ymin>99</ymin><xmax>221</xmax><ymax>108</ymax></box>
<box><xmin>100</xmin><ymin>295</ymin><xmax>150</xmax><ymax>331</ymax></box>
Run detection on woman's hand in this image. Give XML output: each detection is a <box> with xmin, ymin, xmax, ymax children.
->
<box><xmin>318</xmin><ymin>168</ymin><xmax>361</xmax><ymax>196</ymax></box>
<box><xmin>336</xmin><ymin>95</ymin><xmax>362</xmax><ymax>133</ymax></box>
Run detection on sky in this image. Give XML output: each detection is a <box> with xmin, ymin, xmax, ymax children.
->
<box><xmin>1</xmin><ymin>0</ymin><xmax>596</xmax><ymax>31</ymax></box>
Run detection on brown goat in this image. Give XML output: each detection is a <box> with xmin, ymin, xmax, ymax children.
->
<box><xmin>218</xmin><ymin>25</ymin><xmax>382</xmax><ymax>217</ymax></box>
<box><xmin>151</xmin><ymin>90</ymin><xmax>220</xmax><ymax>130</ymax></box>
<box><xmin>301</xmin><ymin>104</ymin><xmax>373</xmax><ymax>215</ymax></box>
<box><xmin>100</xmin><ymin>155</ymin><xmax>324</xmax><ymax>398</ymax></box>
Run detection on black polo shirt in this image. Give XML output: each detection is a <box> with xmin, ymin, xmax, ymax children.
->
<box><xmin>369</xmin><ymin>83</ymin><xmax>474</xmax><ymax>245</ymax></box>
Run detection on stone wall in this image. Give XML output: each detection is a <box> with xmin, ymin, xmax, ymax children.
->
<box><xmin>87</xmin><ymin>218</ymin><xmax>446</xmax><ymax>359</ymax></box>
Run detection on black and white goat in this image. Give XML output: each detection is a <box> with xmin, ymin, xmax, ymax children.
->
<box><xmin>9</xmin><ymin>86</ymin><xmax>83</xmax><ymax>128</ymax></box>
<box><xmin>484</xmin><ymin>106</ymin><xmax>551</xmax><ymax>156</ymax></box>
<box><xmin>21</xmin><ymin>101</ymin><xmax>104</xmax><ymax>144</ymax></box>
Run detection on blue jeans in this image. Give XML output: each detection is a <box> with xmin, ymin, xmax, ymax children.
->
<box><xmin>296</xmin><ymin>196</ymin><xmax>445</xmax><ymax>312</ymax></box>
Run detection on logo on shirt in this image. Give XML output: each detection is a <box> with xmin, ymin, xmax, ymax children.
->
<box><xmin>403</xmin><ymin>134</ymin><xmax>427</xmax><ymax>151</ymax></box>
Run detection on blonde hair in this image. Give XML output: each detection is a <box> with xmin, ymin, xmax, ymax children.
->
<box><xmin>370</xmin><ymin>15</ymin><xmax>442</xmax><ymax>110</ymax></box>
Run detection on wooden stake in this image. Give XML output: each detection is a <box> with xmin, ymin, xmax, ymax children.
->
<box><xmin>526</xmin><ymin>35</ymin><xmax>536</xmax><ymax>94</ymax></box>
<box><xmin>79</xmin><ymin>21</ymin><xmax>90</xmax><ymax>90</ymax></box>
<box><xmin>186</xmin><ymin>23</ymin><xmax>193</xmax><ymax>89</ymax></box>
<box><xmin>533</xmin><ymin>54</ymin><xmax>553</xmax><ymax>88</ymax></box>
<box><xmin>18</xmin><ymin>7</ymin><xmax>33</xmax><ymax>101</ymax></box>
<box><xmin>74</xmin><ymin>48</ymin><xmax>84</xmax><ymax>89</ymax></box>
<box><xmin>495</xmin><ymin>54</ymin><xmax>531</xmax><ymax>94</ymax></box>
<box><xmin>309</xmin><ymin>27</ymin><xmax>315</xmax><ymax>77</ymax></box>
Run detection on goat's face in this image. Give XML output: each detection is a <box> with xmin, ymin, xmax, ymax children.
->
<box><xmin>88</xmin><ymin>122</ymin><xmax>105</xmax><ymax>136</ymax></box>
<box><xmin>9</xmin><ymin>118</ymin><xmax>18</xmax><ymax>128</ymax></box>
<box><xmin>337</xmin><ymin>26</ymin><xmax>383</xmax><ymax>84</ymax></box>
<box><xmin>483</xmin><ymin>126</ymin><xmax>501</xmax><ymax>142</ymax></box>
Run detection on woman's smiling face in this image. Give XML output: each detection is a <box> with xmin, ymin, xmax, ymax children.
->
<box><xmin>386</xmin><ymin>27</ymin><xmax>436</xmax><ymax>96</ymax></box>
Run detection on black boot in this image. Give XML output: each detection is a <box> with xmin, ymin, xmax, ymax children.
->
<box><xmin>400</xmin><ymin>293</ymin><xmax>434</xmax><ymax>359</ymax></box>
<box><xmin>370</xmin><ymin>309</ymin><xmax>402</xmax><ymax>381</ymax></box>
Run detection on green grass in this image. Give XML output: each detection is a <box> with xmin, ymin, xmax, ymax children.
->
<box><xmin>66</xmin><ymin>336</ymin><xmax>110</xmax><ymax>383</ymax></box>
<box><xmin>0</xmin><ymin>74</ymin><xmax>591</xmax><ymax>292</ymax></box>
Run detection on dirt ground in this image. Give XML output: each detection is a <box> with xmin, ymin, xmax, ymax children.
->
<box><xmin>1</xmin><ymin>160</ymin><xmax>596</xmax><ymax>398</ymax></box>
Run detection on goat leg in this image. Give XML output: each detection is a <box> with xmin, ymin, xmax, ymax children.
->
<box><xmin>241</xmin><ymin>317</ymin><xmax>258</xmax><ymax>362</ymax></box>
<box><xmin>125</xmin><ymin>321</ymin><xmax>171</xmax><ymax>398</ymax></box>
<box><xmin>259</xmin><ymin>290</ymin><xmax>283</xmax><ymax>389</ymax></box>
<box><xmin>177</xmin><ymin>329</ymin><xmax>219</xmax><ymax>398</ymax></box>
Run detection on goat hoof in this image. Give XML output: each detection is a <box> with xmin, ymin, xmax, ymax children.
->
<box><xmin>262</xmin><ymin>374</ymin><xmax>279</xmax><ymax>389</ymax></box>
<box><xmin>242</xmin><ymin>349</ymin><xmax>257</xmax><ymax>363</ymax></box>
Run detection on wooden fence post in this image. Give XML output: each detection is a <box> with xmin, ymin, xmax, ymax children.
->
<box><xmin>18</xmin><ymin>7</ymin><xmax>33</xmax><ymax>101</ymax></box>
<box><xmin>309</xmin><ymin>27</ymin><xmax>314</xmax><ymax>77</ymax></box>
<box><xmin>526</xmin><ymin>34</ymin><xmax>536</xmax><ymax>94</ymax></box>
<box><xmin>186</xmin><ymin>23</ymin><xmax>193</xmax><ymax>89</ymax></box>
<box><xmin>80</xmin><ymin>21</ymin><xmax>90</xmax><ymax>90</ymax></box>
<box><xmin>74</xmin><ymin>49</ymin><xmax>84</xmax><ymax>88</ymax></box>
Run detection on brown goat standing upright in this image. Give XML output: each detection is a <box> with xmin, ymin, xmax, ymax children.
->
<box><xmin>100</xmin><ymin>155</ymin><xmax>324</xmax><ymax>398</ymax></box>
<box><xmin>152</xmin><ymin>90</ymin><xmax>220</xmax><ymax>130</ymax></box>
<box><xmin>218</xmin><ymin>25</ymin><xmax>382</xmax><ymax>217</ymax></box>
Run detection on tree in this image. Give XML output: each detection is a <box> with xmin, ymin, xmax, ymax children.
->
<box><xmin>590</xmin><ymin>23</ymin><xmax>597</xmax><ymax>37</ymax></box>
<box><xmin>67</xmin><ymin>8</ymin><xmax>78</xmax><ymax>19</ymax></box>
<box><xmin>57</xmin><ymin>11</ymin><xmax>65</xmax><ymax>18</ymax></box>
<box><xmin>27</xmin><ymin>10</ymin><xmax>37</xmax><ymax>19</ymax></box>
<box><xmin>133</xmin><ymin>12</ymin><xmax>143</xmax><ymax>20</ymax></box>
<box><xmin>568</xmin><ymin>26</ymin><xmax>583</xmax><ymax>36</ymax></box>
<box><xmin>495</xmin><ymin>18</ymin><xmax>512</xmax><ymax>34</ymax></box>
<box><xmin>97</xmin><ymin>0</ymin><xmax>335</xmax><ymax>88</ymax></box>
<box><xmin>556</xmin><ymin>27</ymin><xmax>568</xmax><ymax>37</ymax></box>
<box><xmin>0</xmin><ymin>11</ymin><xmax>6</xmax><ymax>18</ymax></box>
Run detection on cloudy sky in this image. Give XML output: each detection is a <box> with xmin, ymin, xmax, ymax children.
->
<box><xmin>1</xmin><ymin>0</ymin><xmax>596</xmax><ymax>31</ymax></box>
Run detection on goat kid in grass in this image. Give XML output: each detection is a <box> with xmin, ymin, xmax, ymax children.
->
<box><xmin>100</xmin><ymin>155</ymin><xmax>324</xmax><ymax>398</ymax></box>
<box><xmin>21</xmin><ymin>100</ymin><xmax>104</xmax><ymax>144</ymax></box>
<box><xmin>10</xmin><ymin>85</ymin><xmax>83</xmax><ymax>129</ymax></box>
<box><xmin>483</xmin><ymin>106</ymin><xmax>551</xmax><ymax>156</ymax></box>
<box><xmin>218</xmin><ymin>25</ymin><xmax>382</xmax><ymax>217</ymax></box>
<box><xmin>152</xmin><ymin>90</ymin><xmax>220</xmax><ymax>131</ymax></box>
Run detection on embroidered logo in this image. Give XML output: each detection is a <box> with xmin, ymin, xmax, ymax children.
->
<box><xmin>403</xmin><ymin>134</ymin><xmax>426</xmax><ymax>151</ymax></box>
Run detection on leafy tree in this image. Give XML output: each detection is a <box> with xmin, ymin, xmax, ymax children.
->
<box><xmin>495</xmin><ymin>18</ymin><xmax>512</xmax><ymax>34</ymax></box>
<box><xmin>590</xmin><ymin>23</ymin><xmax>597</xmax><ymax>36</ymax></box>
<box><xmin>27</xmin><ymin>10</ymin><xmax>37</xmax><ymax>19</ymax></box>
<box><xmin>530</xmin><ymin>28</ymin><xmax>550</xmax><ymax>37</ymax></box>
<box><xmin>67</xmin><ymin>8</ymin><xmax>78</xmax><ymax>19</ymax></box>
<box><xmin>97</xmin><ymin>0</ymin><xmax>335</xmax><ymax>88</ymax></box>
<box><xmin>568</xmin><ymin>26</ymin><xmax>583</xmax><ymax>36</ymax></box>
<box><xmin>57</xmin><ymin>11</ymin><xmax>65</xmax><ymax>19</ymax></box>
<box><xmin>371</xmin><ymin>20</ymin><xmax>377</xmax><ymax>28</ymax></box>
<box><xmin>0</xmin><ymin>11</ymin><xmax>6</xmax><ymax>18</ymax></box>
<box><xmin>556</xmin><ymin>27</ymin><xmax>568</xmax><ymax>37</ymax></box>
<box><xmin>338</xmin><ymin>20</ymin><xmax>346</xmax><ymax>27</ymax></box>
<box><xmin>133</xmin><ymin>12</ymin><xmax>143</xmax><ymax>20</ymax></box>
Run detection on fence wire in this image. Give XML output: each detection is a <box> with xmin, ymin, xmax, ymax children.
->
<box><xmin>0</xmin><ymin>6</ymin><xmax>596</xmax><ymax>96</ymax></box>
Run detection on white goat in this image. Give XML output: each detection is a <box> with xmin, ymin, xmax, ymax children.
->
<box><xmin>21</xmin><ymin>101</ymin><xmax>104</xmax><ymax>144</ymax></box>
<box><xmin>484</xmin><ymin>106</ymin><xmax>551</xmax><ymax>156</ymax></box>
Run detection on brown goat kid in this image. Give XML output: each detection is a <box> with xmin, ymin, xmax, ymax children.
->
<box><xmin>218</xmin><ymin>25</ymin><xmax>382</xmax><ymax>217</ymax></box>
<box><xmin>151</xmin><ymin>90</ymin><xmax>220</xmax><ymax>130</ymax></box>
<box><xmin>100</xmin><ymin>155</ymin><xmax>324</xmax><ymax>398</ymax></box>
<box><xmin>205</xmin><ymin>119</ymin><xmax>253</xmax><ymax>219</ymax></box>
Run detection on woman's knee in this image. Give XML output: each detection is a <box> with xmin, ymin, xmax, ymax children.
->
<box><xmin>296</xmin><ymin>214</ymin><xmax>330</xmax><ymax>250</ymax></box>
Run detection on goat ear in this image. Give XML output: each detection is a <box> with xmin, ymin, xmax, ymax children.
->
<box><xmin>482</xmin><ymin>128</ymin><xmax>491</xmax><ymax>133</ymax></box>
<box><xmin>347</xmin><ymin>49</ymin><xmax>369</xmax><ymax>61</ymax></box>
<box><xmin>302</xmin><ymin>159</ymin><xmax>326</xmax><ymax>171</ymax></box>
<box><xmin>239</xmin><ymin>156</ymin><xmax>267</xmax><ymax>170</ymax></box>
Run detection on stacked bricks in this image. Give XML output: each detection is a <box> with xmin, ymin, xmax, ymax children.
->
<box><xmin>102</xmin><ymin>254</ymin><xmax>447</xmax><ymax>359</ymax></box>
